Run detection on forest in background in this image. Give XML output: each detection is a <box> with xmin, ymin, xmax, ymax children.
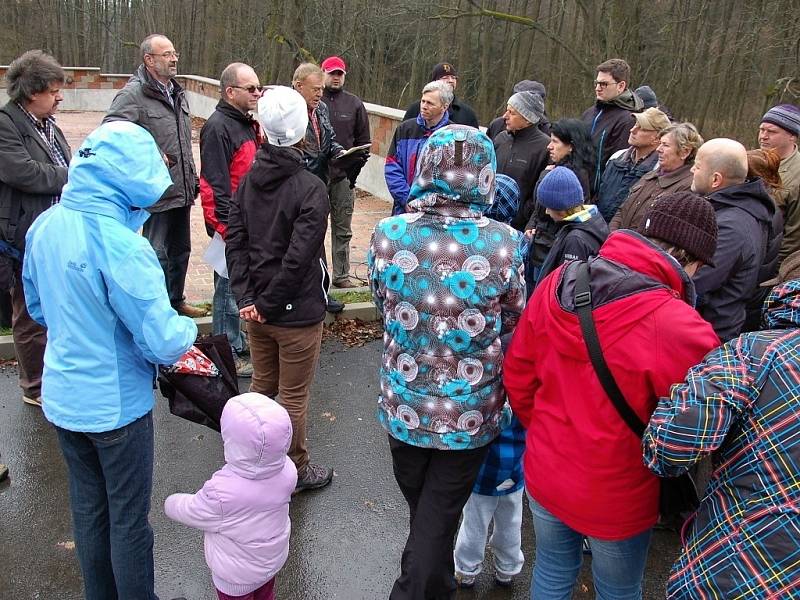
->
<box><xmin>2</xmin><ymin>0</ymin><xmax>799</xmax><ymax>143</ymax></box>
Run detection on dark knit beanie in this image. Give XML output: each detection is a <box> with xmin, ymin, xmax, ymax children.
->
<box><xmin>638</xmin><ymin>192</ymin><xmax>718</xmax><ymax>266</ymax></box>
<box><xmin>537</xmin><ymin>166</ymin><xmax>584</xmax><ymax>211</ymax></box>
<box><xmin>761</xmin><ymin>104</ymin><xmax>800</xmax><ymax>137</ymax></box>
<box><xmin>431</xmin><ymin>62</ymin><xmax>457</xmax><ymax>81</ymax></box>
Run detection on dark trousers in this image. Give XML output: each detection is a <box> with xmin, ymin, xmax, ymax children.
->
<box><xmin>11</xmin><ymin>267</ymin><xmax>46</xmax><ymax>398</ymax></box>
<box><xmin>142</xmin><ymin>206</ymin><xmax>192</xmax><ymax>306</ymax></box>
<box><xmin>388</xmin><ymin>435</ymin><xmax>489</xmax><ymax>600</ymax></box>
<box><xmin>55</xmin><ymin>412</ymin><xmax>157</xmax><ymax>600</ymax></box>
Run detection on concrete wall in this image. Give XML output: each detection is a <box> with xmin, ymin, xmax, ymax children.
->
<box><xmin>0</xmin><ymin>66</ymin><xmax>404</xmax><ymax>201</ymax></box>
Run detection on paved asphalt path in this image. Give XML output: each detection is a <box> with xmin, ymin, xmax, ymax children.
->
<box><xmin>0</xmin><ymin>338</ymin><xmax>679</xmax><ymax>599</ymax></box>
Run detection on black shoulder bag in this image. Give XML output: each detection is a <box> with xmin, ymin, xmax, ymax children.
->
<box><xmin>573</xmin><ymin>261</ymin><xmax>699</xmax><ymax>525</ymax></box>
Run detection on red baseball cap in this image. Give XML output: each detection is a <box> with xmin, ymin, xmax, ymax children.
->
<box><xmin>321</xmin><ymin>56</ymin><xmax>347</xmax><ymax>74</ymax></box>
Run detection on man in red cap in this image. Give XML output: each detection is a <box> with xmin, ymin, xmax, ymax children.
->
<box><xmin>320</xmin><ymin>56</ymin><xmax>371</xmax><ymax>288</ymax></box>
<box><xmin>402</xmin><ymin>62</ymin><xmax>479</xmax><ymax>128</ymax></box>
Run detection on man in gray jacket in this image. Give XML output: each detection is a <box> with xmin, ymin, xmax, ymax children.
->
<box><xmin>105</xmin><ymin>34</ymin><xmax>203</xmax><ymax>318</ymax></box>
<box><xmin>0</xmin><ymin>50</ymin><xmax>71</xmax><ymax>408</ymax></box>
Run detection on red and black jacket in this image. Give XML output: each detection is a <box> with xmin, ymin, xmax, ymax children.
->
<box><xmin>199</xmin><ymin>100</ymin><xmax>261</xmax><ymax>237</ymax></box>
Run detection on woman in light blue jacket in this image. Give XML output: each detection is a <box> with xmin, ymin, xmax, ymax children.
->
<box><xmin>23</xmin><ymin>120</ymin><xmax>197</xmax><ymax>600</ymax></box>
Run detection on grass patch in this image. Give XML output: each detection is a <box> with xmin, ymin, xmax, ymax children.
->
<box><xmin>329</xmin><ymin>290</ymin><xmax>373</xmax><ymax>304</ymax></box>
<box><xmin>0</xmin><ymin>327</ymin><xmax>10</xmax><ymax>336</ymax></box>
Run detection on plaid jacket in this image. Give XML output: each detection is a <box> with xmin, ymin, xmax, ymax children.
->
<box><xmin>643</xmin><ymin>279</ymin><xmax>800</xmax><ymax>599</ymax></box>
<box><xmin>472</xmin><ymin>415</ymin><xmax>525</xmax><ymax>496</ymax></box>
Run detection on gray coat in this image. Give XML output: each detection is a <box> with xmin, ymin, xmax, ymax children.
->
<box><xmin>104</xmin><ymin>64</ymin><xmax>197</xmax><ymax>212</ymax></box>
<box><xmin>0</xmin><ymin>101</ymin><xmax>71</xmax><ymax>253</ymax></box>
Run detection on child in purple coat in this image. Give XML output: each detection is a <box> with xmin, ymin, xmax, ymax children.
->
<box><xmin>165</xmin><ymin>393</ymin><xmax>297</xmax><ymax>600</ymax></box>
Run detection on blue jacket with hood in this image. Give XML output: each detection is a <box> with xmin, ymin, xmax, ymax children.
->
<box><xmin>23</xmin><ymin>121</ymin><xmax>198</xmax><ymax>432</ymax></box>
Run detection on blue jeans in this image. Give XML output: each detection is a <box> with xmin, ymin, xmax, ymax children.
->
<box><xmin>213</xmin><ymin>272</ymin><xmax>245</xmax><ymax>356</ymax></box>
<box><xmin>55</xmin><ymin>412</ymin><xmax>158</xmax><ymax>600</ymax></box>
<box><xmin>528</xmin><ymin>495</ymin><xmax>651</xmax><ymax>600</ymax></box>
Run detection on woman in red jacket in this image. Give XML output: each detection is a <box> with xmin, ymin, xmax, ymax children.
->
<box><xmin>504</xmin><ymin>192</ymin><xmax>721</xmax><ymax>600</ymax></box>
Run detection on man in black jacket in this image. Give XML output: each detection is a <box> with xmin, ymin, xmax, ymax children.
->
<box><xmin>582</xmin><ymin>59</ymin><xmax>643</xmax><ymax>193</ymax></box>
<box><xmin>105</xmin><ymin>34</ymin><xmax>203</xmax><ymax>319</ymax></box>
<box><xmin>321</xmin><ymin>56</ymin><xmax>371</xmax><ymax>289</ymax></box>
<box><xmin>691</xmin><ymin>138</ymin><xmax>779</xmax><ymax>341</ymax></box>
<box><xmin>0</xmin><ymin>50</ymin><xmax>71</xmax><ymax>408</ymax></box>
<box><xmin>403</xmin><ymin>62</ymin><xmax>479</xmax><ymax>127</ymax></box>
<box><xmin>493</xmin><ymin>91</ymin><xmax>550</xmax><ymax>231</ymax></box>
<box><xmin>199</xmin><ymin>63</ymin><xmax>262</xmax><ymax>376</ymax></box>
<box><xmin>486</xmin><ymin>80</ymin><xmax>551</xmax><ymax>140</ymax></box>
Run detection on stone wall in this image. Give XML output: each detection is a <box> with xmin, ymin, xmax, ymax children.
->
<box><xmin>0</xmin><ymin>65</ymin><xmax>402</xmax><ymax>201</ymax></box>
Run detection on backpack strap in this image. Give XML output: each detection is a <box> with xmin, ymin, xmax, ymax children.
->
<box><xmin>573</xmin><ymin>261</ymin><xmax>646</xmax><ymax>438</ymax></box>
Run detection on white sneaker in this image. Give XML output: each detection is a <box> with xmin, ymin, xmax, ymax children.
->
<box><xmin>455</xmin><ymin>573</ymin><xmax>476</xmax><ymax>588</ymax></box>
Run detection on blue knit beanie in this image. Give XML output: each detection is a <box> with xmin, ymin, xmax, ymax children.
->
<box><xmin>536</xmin><ymin>166</ymin><xmax>584</xmax><ymax>211</ymax></box>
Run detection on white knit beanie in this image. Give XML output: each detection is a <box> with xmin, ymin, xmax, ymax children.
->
<box><xmin>257</xmin><ymin>86</ymin><xmax>308</xmax><ymax>147</ymax></box>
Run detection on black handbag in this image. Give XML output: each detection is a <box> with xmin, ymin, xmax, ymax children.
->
<box><xmin>158</xmin><ymin>335</ymin><xmax>240</xmax><ymax>431</ymax></box>
<box><xmin>573</xmin><ymin>261</ymin><xmax>699</xmax><ymax>524</ymax></box>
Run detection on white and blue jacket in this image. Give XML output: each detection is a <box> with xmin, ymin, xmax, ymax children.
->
<box><xmin>23</xmin><ymin>121</ymin><xmax>197</xmax><ymax>432</ymax></box>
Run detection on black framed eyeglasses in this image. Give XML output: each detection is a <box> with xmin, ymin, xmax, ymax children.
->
<box><xmin>594</xmin><ymin>80</ymin><xmax>615</xmax><ymax>89</ymax></box>
<box><xmin>231</xmin><ymin>85</ymin><xmax>263</xmax><ymax>94</ymax></box>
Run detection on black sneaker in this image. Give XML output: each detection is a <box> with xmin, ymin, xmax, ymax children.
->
<box><xmin>326</xmin><ymin>296</ymin><xmax>344</xmax><ymax>314</ymax></box>
<box><xmin>294</xmin><ymin>462</ymin><xmax>333</xmax><ymax>493</ymax></box>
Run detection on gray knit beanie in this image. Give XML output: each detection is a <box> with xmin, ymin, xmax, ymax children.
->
<box><xmin>761</xmin><ymin>104</ymin><xmax>800</xmax><ymax>137</ymax></box>
<box><xmin>507</xmin><ymin>91</ymin><xmax>544</xmax><ymax>125</ymax></box>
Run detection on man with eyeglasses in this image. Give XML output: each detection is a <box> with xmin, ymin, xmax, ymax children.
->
<box><xmin>0</xmin><ymin>50</ymin><xmax>71</xmax><ymax>411</ymax></box>
<box><xmin>582</xmin><ymin>58</ymin><xmax>644</xmax><ymax>193</ymax></box>
<box><xmin>199</xmin><ymin>63</ymin><xmax>263</xmax><ymax>377</ymax></box>
<box><xmin>105</xmin><ymin>34</ymin><xmax>203</xmax><ymax>319</ymax></box>
<box><xmin>320</xmin><ymin>56</ymin><xmax>371</xmax><ymax>289</ymax></box>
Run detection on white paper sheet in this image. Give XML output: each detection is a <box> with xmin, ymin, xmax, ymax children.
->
<box><xmin>203</xmin><ymin>232</ymin><xmax>228</xmax><ymax>278</ymax></box>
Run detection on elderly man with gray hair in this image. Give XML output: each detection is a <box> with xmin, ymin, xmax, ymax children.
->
<box><xmin>385</xmin><ymin>80</ymin><xmax>453</xmax><ymax>215</ymax></box>
<box><xmin>0</xmin><ymin>49</ymin><xmax>71</xmax><ymax>410</ymax></box>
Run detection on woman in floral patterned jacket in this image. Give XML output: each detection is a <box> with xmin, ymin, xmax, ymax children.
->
<box><xmin>368</xmin><ymin>124</ymin><xmax>525</xmax><ymax>600</ymax></box>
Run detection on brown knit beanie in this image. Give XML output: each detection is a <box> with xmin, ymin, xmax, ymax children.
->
<box><xmin>638</xmin><ymin>191</ymin><xmax>718</xmax><ymax>266</ymax></box>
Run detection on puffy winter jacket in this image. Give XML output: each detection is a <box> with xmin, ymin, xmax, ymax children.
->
<box><xmin>165</xmin><ymin>393</ymin><xmax>297</xmax><ymax>596</ymax></box>
<box><xmin>644</xmin><ymin>279</ymin><xmax>800</xmax><ymax>599</ymax></box>
<box><xmin>23</xmin><ymin>121</ymin><xmax>197</xmax><ymax>432</ymax></box>
<box><xmin>226</xmin><ymin>143</ymin><xmax>330</xmax><ymax>327</ymax></box>
<box><xmin>104</xmin><ymin>64</ymin><xmax>198</xmax><ymax>212</ymax></box>
<box><xmin>505</xmin><ymin>230</ymin><xmax>719</xmax><ymax>539</ymax></box>
<box><xmin>369</xmin><ymin>125</ymin><xmax>526</xmax><ymax>451</ymax></box>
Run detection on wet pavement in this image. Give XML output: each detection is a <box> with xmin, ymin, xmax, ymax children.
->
<box><xmin>0</xmin><ymin>339</ymin><xmax>680</xmax><ymax>599</ymax></box>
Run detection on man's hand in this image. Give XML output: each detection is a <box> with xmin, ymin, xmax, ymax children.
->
<box><xmin>239</xmin><ymin>304</ymin><xmax>264</xmax><ymax>323</ymax></box>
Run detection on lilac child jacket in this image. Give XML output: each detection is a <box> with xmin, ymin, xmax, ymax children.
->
<box><xmin>164</xmin><ymin>393</ymin><xmax>297</xmax><ymax>596</ymax></box>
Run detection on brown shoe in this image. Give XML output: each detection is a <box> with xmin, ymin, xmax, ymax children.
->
<box><xmin>174</xmin><ymin>302</ymin><xmax>207</xmax><ymax>318</ymax></box>
<box><xmin>332</xmin><ymin>278</ymin><xmax>360</xmax><ymax>289</ymax></box>
<box><xmin>23</xmin><ymin>395</ymin><xmax>42</xmax><ymax>408</ymax></box>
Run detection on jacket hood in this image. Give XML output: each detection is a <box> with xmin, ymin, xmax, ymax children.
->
<box><xmin>763</xmin><ymin>279</ymin><xmax>800</xmax><ymax>329</ymax></box>
<box><xmin>707</xmin><ymin>177</ymin><xmax>775</xmax><ymax>225</ymax></box>
<box><xmin>598</xmin><ymin>88</ymin><xmax>644</xmax><ymax>112</ymax></box>
<box><xmin>407</xmin><ymin>125</ymin><xmax>496</xmax><ymax>216</ymax></box>
<box><xmin>60</xmin><ymin>121</ymin><xmax>172</xmax><ymax>230</ymax></box>
<box><xmin>247</xmin><ymin>144</ymin><xmax>306</xmax><ymax>191</ymax></box>
<box><xmin>220</xmin><ymin>392</ymin><xmax>294</xmax><ymax>480</ymax></box>
<box><xmin>561</xmin><ymin>205</ymin><xmax>608</xmax><ymax>244</ymax></box>
<box><xmin>543</xmin><ymin>230</ymin><xmax>695</xmax><ymax>361</ymax></box>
